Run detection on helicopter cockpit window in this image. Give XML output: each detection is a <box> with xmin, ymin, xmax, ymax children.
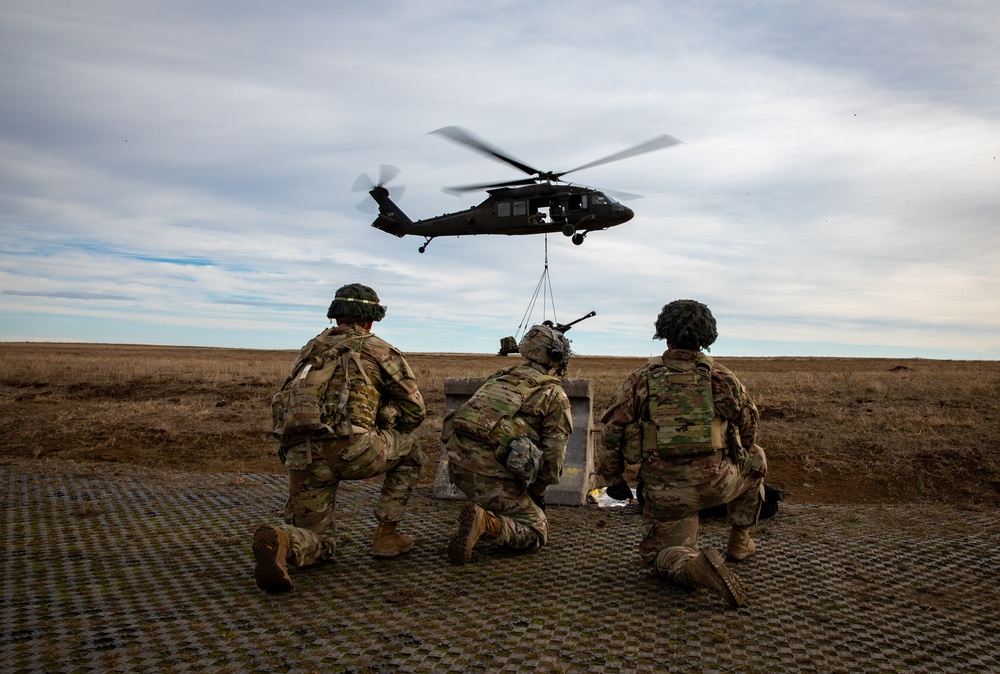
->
<box><xmin>592</xmin><ymin>193</ymin><xmax>609</xmax><ymax>205</ymax></box>
<box><xmin>513</xmin><ymin>201</ymin><xmax>527</xmax><ymax>216</ymax></box>
<box><xmin>497</xmin><ymin>202</ymin><xmax>511</xmax><ymax>217</ymax></box>
<box><xmin>568</xmin><ymin>195</ymin><xmax>588</xmax><ymax>210</ymax></box>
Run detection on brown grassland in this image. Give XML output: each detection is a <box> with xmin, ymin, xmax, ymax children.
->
<box><xmin>2</xmin><ymin>342</ymin><xmax>998</xmax><ymax>507</ymax></box>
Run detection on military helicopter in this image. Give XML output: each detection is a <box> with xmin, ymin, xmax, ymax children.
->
<box><xmin>355</xmin><ymin>126</ymin><xmax>681</xmax><ymax>253</ymax></box>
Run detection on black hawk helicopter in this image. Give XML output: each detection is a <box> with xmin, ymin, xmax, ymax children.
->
<box><xmin>356</xmin><ymin>126</ymin><xmax>681</xmax><ymax>253</ymax></box>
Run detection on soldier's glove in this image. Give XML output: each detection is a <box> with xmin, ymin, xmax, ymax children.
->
<box><xmin>605</xmin><ymin>480</ymin><xmax>634</xmax><ymax>501</ymax></box>
<box><xmin>376</xmin><ymin>402</ymin><xmax>400</xmax><ymax>430</ymax></box>
<box><xmin>528</xmin><ymin>484</ymin><xmax>546</xmax><ymax>511</ymax></box>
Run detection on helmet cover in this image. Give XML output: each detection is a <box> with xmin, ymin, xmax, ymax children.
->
<box><xmin>518</xmin><ymin>324</ymin><xmax>572</xmax><ymax>370</ymax></box>
<box><xmin>653</xmin><ymin>299</ymin><xmax>717</xmax><ymax>350</ymax></box>
<box><xmin>326</xmin><ymin>283</ymin><xmax>387</xmax><ymax>323</ymax></box>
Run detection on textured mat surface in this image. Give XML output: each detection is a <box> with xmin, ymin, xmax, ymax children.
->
<box><xmin>2</xmin><ymin>461</ymin><xmax>999</xmax><ymax>673</ymax></box>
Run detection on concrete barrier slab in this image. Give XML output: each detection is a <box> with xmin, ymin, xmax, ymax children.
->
<box><xmin>433</xmin><ymin>377</ymin><xmax>595</xmax><ymax>506</ymax></box>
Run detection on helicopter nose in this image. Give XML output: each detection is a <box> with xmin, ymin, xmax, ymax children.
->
<box><xmin>617</xmin><ymin>205</ymin><xmax>634</xmax><ymax>223</ymax></box>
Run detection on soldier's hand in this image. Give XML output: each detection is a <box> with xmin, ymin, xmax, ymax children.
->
<box><xmin>376</xmin><ymin>402</ymin><xmax>400</xmax><ymax>429</ymax></box>
<box><xmin>529</xmin><ymin>490</ymin><xmax>545</xmax><ymax>511</ymax></box>
<box><xmin>528</xmin><ymin>483</ymin><xmax>546</xmax><ymax>511</ymax></box>
<box><xmin>605</xmin><ymin>480</ymin><xmax>633</xmax><ymax>501</ymax></box>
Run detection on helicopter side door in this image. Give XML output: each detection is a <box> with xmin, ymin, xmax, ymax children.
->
<box><xmin>562</xmin><ymin>193</ymin><xmax>590</xmax><ymax>225</ymax></box>
<box><xmin>495</xmin><ymin>199</ymin><xmax>536</xmax><ymax>232</ymax></box>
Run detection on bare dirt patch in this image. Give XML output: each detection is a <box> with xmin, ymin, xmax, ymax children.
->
<box><xmin>2</xmin><ymin>343</ymin><xmax>998</xmax><ymax>507</ymax></box>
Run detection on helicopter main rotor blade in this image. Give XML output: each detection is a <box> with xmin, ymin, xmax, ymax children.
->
<box><xmin>430</xmin><ymin>126</ymin><xmax>541</xmax><ymax>178</ymax></box>
<box><xmin>442</xmin><ymin>177</ymin><xmax>539</xmax><ymax>195</ymax></box>
<box><xmin>561</xmin><ymin>134</ymin><xmax>682</xmax><ymax>176</ymax></box>
<box><xmin>599</xmin><ymin>188</ymin><xmax>644</xmax><ymax>201</ymax></box>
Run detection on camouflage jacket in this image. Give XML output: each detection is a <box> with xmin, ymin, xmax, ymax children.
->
<box><xmin>289</xmin><ymin>323</ymin><xmax>426</xmax><ymax>434</ymax></box>
<box><xmin>597</xmin><ymin>348</ymin><xmax>758</xmax><ymax>480</ymax></box>
<box><xmin>447</xmin><ymin>362</ymin><xmax>573</xmax><ymax>485</ymax></box>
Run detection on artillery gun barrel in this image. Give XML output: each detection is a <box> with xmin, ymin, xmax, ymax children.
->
<box><xmin>554</xmin><ymin>311</ymin><xmax>597</xmax><ymax>333</ymax></box>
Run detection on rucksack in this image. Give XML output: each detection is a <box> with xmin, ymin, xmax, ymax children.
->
<box><xmin>271</xmin><ymin>330</ymin><xmax>374</xmax><ymax>440</ymax></box>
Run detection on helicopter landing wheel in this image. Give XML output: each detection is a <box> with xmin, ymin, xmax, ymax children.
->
<box><xmin>572</xmin><ymin>233</ymin><xmax>586</xmax><ymax>245</ymax></box>
<box><xmin>562</xmin><ymin>224</ymin><xmax>576</xmax><ymax>237</ymax></box>
<box><xmin>418</xmin><ymin>246</ymin><xmax>426</xmax><ymax>253</ymax></box>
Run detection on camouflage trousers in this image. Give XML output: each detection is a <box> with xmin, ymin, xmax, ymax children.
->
<box><xmin>447</xmin><ymin>465</ymin><xmax>548</xmax><ymax>551</ymax></box>
<box><xmin>639</xmin><ymin>445</ymin><xmax>767</xmax><ymax>586</ymax></box>
<box><xmin>276</xmin><ymin>428</ymin><xmax>425</xmax><ymax>568</ymax></box>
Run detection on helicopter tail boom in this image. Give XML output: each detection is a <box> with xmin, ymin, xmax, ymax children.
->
<box><xmin>371</xmin><ymin>214</ymin><xmax>406</xmax><ymax>237</ymax></box>
<box><xmin>368</xmin><ymin>185</ymin><xmax>414</xmax><ymax>237</ymax></box>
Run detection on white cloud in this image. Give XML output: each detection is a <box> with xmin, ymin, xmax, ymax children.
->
<box><xmin>1</xmin><ymin>0</ymin><xmax>998</xmax><ymax>358</ymax></box>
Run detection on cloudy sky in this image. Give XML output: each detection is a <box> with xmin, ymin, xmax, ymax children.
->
<box><xmin>2</xmin><ymin>1</ymin><xmax>998</xmax><ymax>359</ymax></box>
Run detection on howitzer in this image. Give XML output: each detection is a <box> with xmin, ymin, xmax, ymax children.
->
<box><xmin>498</xmin><ymin>335</ymin><xmax>519</xmax><ymax>356</ymax></box>
<box><xmin>546</xmin><ymin>311</ymin><xmax>596</xmax><ymax>333</ymax></box>
<box><xmin>498</xmin><ymin>311</ymin><xmax>597</xmax><ymax>355</ymax></box>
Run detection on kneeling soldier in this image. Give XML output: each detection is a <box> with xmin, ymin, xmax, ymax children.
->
<box><xmin>598</xmin><ymin>300</ymin><xmax>767</xmax><ymax>608</ymax></box>
<box><xmin>253</xmin><ymin>283</ymin><xmax>426</xmax><ymax>593</ymax></box>
<box><xmin>445</xmin><ymin>325</ymin><xmax>573</xmax><ymax>564</ymax></box>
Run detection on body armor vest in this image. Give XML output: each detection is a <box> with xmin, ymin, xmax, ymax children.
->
<box><xmin>451</xmin><ymin>365</ymin><xmax>560</xmax><ymax>448</ymax></box>
<box><xmin>272</xmin><ymin>330</ymin><xmax>379</xmax><ymax>439</ymax></box>
<box><xmin>645</xmin><ymin>354</ymin><xmax>725</xmax><ymax>458</ymax></box>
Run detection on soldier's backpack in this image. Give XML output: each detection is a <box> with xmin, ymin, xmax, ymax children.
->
<box><xmin>270</xmin><ymin>330</ymin><xmax>375</xmax><ymax>441</ymax></box>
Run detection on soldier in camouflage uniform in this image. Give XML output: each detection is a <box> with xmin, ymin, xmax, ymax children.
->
<box><xmin>598</xmin><ymin>300</ymin><xmax>767</xmax><ymax>608</ymax></box>
<box><xmin>445</xmin><ymin>325</ymin><xmax>573</xmax><ymax>565</ymax></box>
<box><xmin>252</xmin><ymin>283</ymin><xmax>427</xmax><ymax>593</ymax></box>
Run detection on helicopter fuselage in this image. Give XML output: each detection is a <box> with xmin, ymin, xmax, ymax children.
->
<box><xmin>370</xmin><ymin>183</ymin><xmax>634</xmax><ymax>252</ymax></box>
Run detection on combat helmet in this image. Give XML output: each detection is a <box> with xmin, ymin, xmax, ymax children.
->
<box><xmin>327</xmin><ymin>283</ymin><xmax>387</xmax><ymax>323</ymax></box>
<box><xmin>653</xmin><ymin>299</ymin><xmax>718</xmax><ymax>351</ymax></box>
<box><xmin>518</xmin><ymin>324</ymin><xmax>572</xmax><ymax>373</ymax></box>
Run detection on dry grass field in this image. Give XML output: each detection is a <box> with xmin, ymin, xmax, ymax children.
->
<box><xmin>2</xmin><ymin>342</ymin><xmax>998</xmax><ymax>507</ymax></box>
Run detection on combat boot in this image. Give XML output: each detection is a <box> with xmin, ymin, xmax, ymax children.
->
<box><xmin>447</xmin><ymin>501</ymin><xmax>501</xmax><ymax>566</ymax></box>
<box><xmin>252</xmin><ymin>525</ymin><xmax>294</xmax><ymax>593</ymax></box>
<box><xmin>685</xmin><ymin>547</ymin><xmax>747</xmax><ymax>608</ymax></box>
<box><xmin>373</xmin><ymin>521</ymin><xmax>414</xmax><ymax>558</ymax></box>
<box><xmin>727</xmin><ymin>526</ymin><xmax>757</xmax><ymax>562</ymax></box>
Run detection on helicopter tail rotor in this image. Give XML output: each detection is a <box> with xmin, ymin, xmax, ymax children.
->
<box><xmin>353</xmin><ymin>164</ymin><xmax>405</xmax><ymax>213</ymax></box>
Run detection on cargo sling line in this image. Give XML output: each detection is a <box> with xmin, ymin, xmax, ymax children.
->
<box><xmin>512</xmin><ymin>235</ymin><xmax>559</xmax><ymax>343</ymax></box>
